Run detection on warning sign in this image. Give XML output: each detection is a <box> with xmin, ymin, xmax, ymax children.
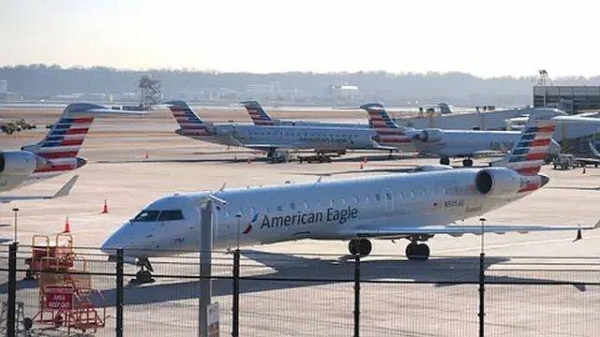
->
<box><xmin>207</xmin><ymin>302</ymin><xmax>219</xmax><ymax>337</ymax></box>
<box><xmin>45</xmin><ymin>286</ymin><xmax>74</xmax><ymax>310</ymax></box>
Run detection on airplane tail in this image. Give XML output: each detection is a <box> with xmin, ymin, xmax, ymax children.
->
<box><xmin>241</xmin><ymin>101</ymin><xmax>274</xmax><ymax>126</ymax></box>
<box><xmin>505</xmin><ymin>116</ymin><xmax>556</xmax><ymax>175</ymax></box>
<box><xmin>360</xmin><ymin>103</ymin><xmax>412</xmax><ymax>144</ymax></box>
<box><xmin>165</xmin><ymin>101</ymin><xmax>212</xmax><ymax>137</ymax></box>
<box><xmin>22</xmin><ymin>103</ymin><xmax>103</xmax><ymax>174</ymax></box>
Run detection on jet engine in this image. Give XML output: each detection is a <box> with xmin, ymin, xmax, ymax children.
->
<box><xmin>0</xmin><ymin>151</ymin><xmax>44</xmax><ymax>176</ymax></box>
<box><xmin>474</xmin><ymin>168</ymin><xmax>523</xmax><ymax>196</ymax></box>
<box><xmin>414</xmin><ymin>128</ymin><xmax>444</xmax><ymax>143</ymax></box>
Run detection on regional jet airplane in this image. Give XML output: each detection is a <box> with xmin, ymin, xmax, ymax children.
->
<box><xmin>167</xmin><ymin>101</ymin><xmax>393</xmax><ymax>161</ymax></box>
<box><xmin>102</xmin><ymin>114</ymin><xmax>598</xmax><ymax>282</ymax></box>
<box><xmin>363</xmin><ymin>103</ymin><xmax>561</xmax><ymax>167</ymax></box>
<box><xmin>0</xmin><ymin>103</ymin><xmax>140</xmax><ymax>201</ymax></box>
<box><xmin>241</xmin><ymin>100</ymin><xmax>367</xmax><ymax>129</ymax></box>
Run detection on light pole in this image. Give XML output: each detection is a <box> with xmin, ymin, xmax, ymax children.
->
<box><xmin>197</xmin><ymin>195</ymin><xmax>226</xmax><ymax>337</ymax></box>
<box><xmin>12</xmin><ymin>208</ymin><xmax>19</xmax><ymax>243</ymax></box>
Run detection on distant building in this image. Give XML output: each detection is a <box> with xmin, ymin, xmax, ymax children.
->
<box><xmin>533</xmin><ymin>85</ymin><xmax>600</xmax><ymax>114</ymax></box>
<box><xmin>243</xmin><ymin>82</ymin><xmax>280</xmax><ymax>100</ymax></box>
<box><xmin>326</xmin><ymin>84</ymin><xmax>363</xmax><ymax>103</ymax></box>
<box><xmin>0</xmin><ymin>80</ymin><xmax>7</xmax><ymax>94</ymax></box>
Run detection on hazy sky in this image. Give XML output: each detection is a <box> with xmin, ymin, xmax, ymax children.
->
<box><xmin>0</xmin><ymin>0</ymin><xmax>597</xmax><ymax>77</ymax></box>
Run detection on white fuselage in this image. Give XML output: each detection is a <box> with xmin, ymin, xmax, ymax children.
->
<box><xmin>102</xmin><ymin>168</ymin><xmax>538</xmax><ymax>258</ymax></box>
<box><xmin>413</xmin><ymin>130</ymin><xmax>520</xmax><ymax>157</ymax></box>
<box><xmin>180</xmin><ymin>123</ymin><xmax>381</xmax><ymax>152</ymax></box>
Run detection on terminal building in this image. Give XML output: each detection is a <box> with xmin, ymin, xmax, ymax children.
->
<box><xmin>533</xmin><ymin>85</ymin><xmax>600</xmax><ymax>114</ymax></box>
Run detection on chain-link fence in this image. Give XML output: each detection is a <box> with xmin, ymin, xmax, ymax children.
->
<box><xmin>1</xmin><ymin>242</ymin><xmax>599</xmax><ymax>336</ymax></box>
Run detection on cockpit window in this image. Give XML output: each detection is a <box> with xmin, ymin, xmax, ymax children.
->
<box><xmin>158</xmin><ymin>210</ymin><xmax>185</xmax><ymax>221</ymax></box>
<box><xmin>134</xmin><ymin>210</ymin><xmax>160</xmax><ymax>222</ymax></box>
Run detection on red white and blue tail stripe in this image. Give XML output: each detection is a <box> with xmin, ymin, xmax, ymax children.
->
<box><xmin>241</xmin><ymin>101</ymin><xmax>274</xmax><ymax>126</ymax></box>
<box><xmin>507</xmin><ymin>118</ymin><xmax>556</xmax><ymax>176</ymax></box>
<box><xmin>23</xmin><ymin>103</ymin><xmax>102</xmax><ymax>175</ymax></box>
<box><xmin>165</xmin><ymin>101</ymin><xmax>212</xmax><ymax>138</ymax></box>
<box><xmin>361</xmin><ymin>103</ymin><xmax>411</xmax><ymax>144</ymax></box>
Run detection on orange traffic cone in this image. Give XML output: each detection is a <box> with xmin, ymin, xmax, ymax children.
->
<box><xmin>102</xmin><ymin>199</ymin><xmax>109</xmax><ymax>214</ymax></box>
<box><xmin>63</xmin><ymin>217</ymin><xmax>71</xmax><ymax>233</ymax></box>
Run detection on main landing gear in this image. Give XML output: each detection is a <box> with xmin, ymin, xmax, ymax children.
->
<box><xmin>348</xmin><ymin>239</ymin><xmax>372</xmax><ymax>256</ymax></box>
<box><xmin>405</xmin><ymin>242</ymin><xmax>430</xmax><ymax>261</ymax></box>
<box><xmin>132</xmin><ymin>258</ymin><xmax>155</xmax><ymax>284</ymax></box>
<box><xmin>347</xmin><ymin>237</ymin><xmax>431</xmax><ymax>261</ymax></box>
<box><xmin>439</xmin><ymin>157</ymin><xmax>473</xmax><ymax>167</ymax></box>
<box><xmin>462</xmin><ymin>158</ymin><xmax>473</xmax><ymax>167</ymax></box>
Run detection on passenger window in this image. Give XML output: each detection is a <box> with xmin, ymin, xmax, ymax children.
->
<box><xmin>158</xmin><ymin>210</ymin><xmax>184</xmax><ymax>221</ymax></box>
<box><xmin>290</xmin><ymin>203</ymin><xmax>296</xmax><ymax>210</ymax></box>
<box><xmin>134</xmin><ymin>210</ymin><xmax>160</xmax><ymax>222</ymax></box>
<box><xmin>340</xmin><ymin>198</ymin><xmax>346</xmax><ymax>206</ymax></box>
<box><xmin>353</xmin><ymin>196</ymin><xmax>359</xmax><ymax>205</ymax></box>
<box><xmin>330</xmin><ymin>199</ymin><xmax>335</xmax><ymax>207</ymax></box>
<box><xmin>365</xmin><ymin>195</ymin><xmax>371</xmax><ymax>203</ymax></box>
<box><xmin>277</xmin><ymin>205</ymin><xmax>283</xmax><ymax>212</ymax></box>
<box><xmin>375</xmin><ymin>194</ymin><xmax>381</xmax><ymax>202</ymax></box>
<box><xmin>303</xmin><ymin>200</ymin><xmax>309</xmax><ymax>210</ymax></box>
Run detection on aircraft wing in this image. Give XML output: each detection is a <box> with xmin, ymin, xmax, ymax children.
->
<box><xmin>0</xmin><ymin>175</ymin><xmax>79</xmax><ymax>203</ymax></box>
<box><xmin>348</xmin><ymin>219</ymin><xmax>600</xmax><ymax>239</ymax></box>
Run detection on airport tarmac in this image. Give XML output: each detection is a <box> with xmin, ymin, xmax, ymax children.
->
<box><xmin>1</xmin><ymin>106</ymin><xmax>600</xmax><ymax>336</ymax></box>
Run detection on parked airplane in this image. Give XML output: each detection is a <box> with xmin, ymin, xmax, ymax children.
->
<box><xmin>241</xmin><ymin>100</ymin><xmax>367</xmax><ymax>129</ymax></box>
<box><xmin>362</xmin><ymin>103</ymin><xmax>560</xmax><ymax>167</ymax></box>
<box><xmin>102</xmin><ymin>114</ymin><xmax>598</xmax><ymax>282</ymax></box>
<box><xmin>167</xmin><ymin>101</ymin><xmax>393</xmax><ymax>161</ymax></box>
<box><xmin>0</xmin><ymin>103</ymin><xmax>140</xmax><ymax>201</ymax></box>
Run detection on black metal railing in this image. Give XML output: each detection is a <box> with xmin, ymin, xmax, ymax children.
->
<box><xmin>1</xmin><ymin>243</ymin><xmax>599</xmax><ymax>337</ymax></box>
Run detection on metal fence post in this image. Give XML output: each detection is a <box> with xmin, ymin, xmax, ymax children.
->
<box><xmin>232</xmin><ymin>248</ymin><xmax>240</xmax><ymax>337</ymax></box>
<box><xmin>116</xmin><ymin>248</ymin><xmax>124</xmax><ymax>337</ymax></box>
<box><xmin>478</xmin><ymin>252</ymin><xmax>485</xmax><ymax>337</ymax></box>
<box><xmin>7</xmin><ymin>242</ymin><xmax>17</xmax><ymax>337</ymax></box>
<box><xmin>353</xmin><ymin>254</ymin><xmax>360</xmax><ymax>337</ymax></box>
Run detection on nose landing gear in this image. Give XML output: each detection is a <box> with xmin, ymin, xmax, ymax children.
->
<box><xmin>131</xmin><ymin>258</ymin><xmax>155</xmax><ymax>284</ymax></box>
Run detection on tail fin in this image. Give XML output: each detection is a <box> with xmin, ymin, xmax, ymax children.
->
<box><xmin>360</xmin><ymin>103</ymin><xmax>412</xmax><ymax>144</ymax></box>
<box><xmin>241</xmin><ymin>101</ymin><xmax>274</xmax><ymax>126</ymax></box>
<box><xmin>23</xmin><ymin>103</ymin><xmax>103</xmax><ymax>173</ymax></box>
<box><xmin>506</xmin><ymin>116</ymin><xmax>556</xmax><ymax>175</ymax></box>
<box><xmin>165</xmin><ymin>101</ymin><xmax>212</xmax><ymax>137</ymax></box>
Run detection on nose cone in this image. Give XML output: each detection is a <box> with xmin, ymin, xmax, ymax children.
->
<box><xmin>539</xmin><ymin>174</ymin><xmax>550</xmax><ymax>187</ymax></box>
<box><xmin>76</xmin><ymin>157</ymin><xmax>87</xmax><ymax>168</ymax></box>
<box><xmin>101</xmin><ymin>222</ymin><xmax>130</xmax><ymax>255</ymax></box>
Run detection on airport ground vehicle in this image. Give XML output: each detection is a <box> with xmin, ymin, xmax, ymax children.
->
<box><xmin>552</xmin><ymin>154</ymin><xmax>576</xmax><ymax>170</ymax></box>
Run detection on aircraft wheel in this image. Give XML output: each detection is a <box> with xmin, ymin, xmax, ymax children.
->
<box><xmin>406</xmin><ymin>243</ymin><xmax>430</xmax><ymax>261</ymax></box>
<box><xmin>133</xmin><ymin>270</ymin><xmax>154</xmax><ymax>284</ymax></box>
<box><xmin>348</xmin><ymin>239</ymin><xmax>372</xmax><ymax>256</ymax></box>
<box><xmin>440</xmin><ymin>157</ymin><xmax>450</xmax><ymax>165</ymax></box>
<box><xmin>463</xmin><ymin>158</ymin><xmax>473</xmax><ymax>167</ymax></box>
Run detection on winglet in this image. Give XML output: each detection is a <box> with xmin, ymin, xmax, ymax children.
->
<box><xmin>52</xmin><ymin>175</ymin><xmax>79</xmax><ymax>198</ymax></box>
